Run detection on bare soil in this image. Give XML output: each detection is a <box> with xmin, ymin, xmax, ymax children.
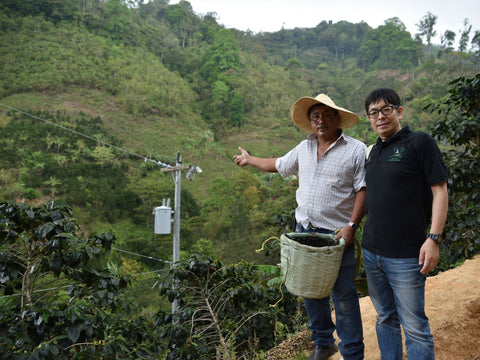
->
<box><xmin>269</xmin><ymin>255</ymin><xmax>480</xmax><ymax>360</ymax></box>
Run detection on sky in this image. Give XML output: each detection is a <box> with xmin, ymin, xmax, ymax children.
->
<box><xmin>171</xmin><ymin>0</ymin><xmax>479</xmax><ymax>46</ymax></box>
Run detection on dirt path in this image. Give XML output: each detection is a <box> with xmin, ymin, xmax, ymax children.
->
<box><xmin>269</xmin><ymin>255</ymin><xmax>480</xmax><ymax>359</ymax></box>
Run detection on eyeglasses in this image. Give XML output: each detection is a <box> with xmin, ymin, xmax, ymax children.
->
<box><xmin>366</xmin><ymin>105</ymin><xmax>399</xmax><ymax>120</ymax></box>
<box><xmin>309</xmin><ymin>110</ymin><xmax>336</xmax><ymax>123</ymax></box>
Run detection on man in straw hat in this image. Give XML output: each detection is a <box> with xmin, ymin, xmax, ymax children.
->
<box><xmin>233</xmin><ymin>94</ymin><xmax>366</xmax><ymax>360</ymax></box>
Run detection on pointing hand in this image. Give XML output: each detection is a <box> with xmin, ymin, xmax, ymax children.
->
<box><xmin>233</xmin><ymin>146</ymin><xmax>249</xmax><ymax>166</ymax></box>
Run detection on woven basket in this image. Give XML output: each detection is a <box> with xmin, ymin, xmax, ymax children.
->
<box><xmin>280</xmin><ymin>232</ymin><xmax>345</xmax><ymax>299</ymax></box>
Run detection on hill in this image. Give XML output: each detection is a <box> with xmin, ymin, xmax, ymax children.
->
<box><xmin>268</xmin><ymin>255</ymin><xmax>480</xmax><ymax>359</ymax></box>
<box><xmin>1</xmin><ymin>2</ymin><xmax>480</xmax><ymax>358</ymax></box>
<box><xmin>1</xmin><ymin>0</ymin><xmax>479</xmax><ymax>305</ymax></box>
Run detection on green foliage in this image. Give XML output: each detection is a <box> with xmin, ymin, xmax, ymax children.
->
<box><xmin>164</xmin><ymin>0</ymin><xmax>197</xmax><ymax>48</ymax></box>
<box><xmin>0</xmin><ymin>0</ymin><xmax>79</xmax><ymax>23</ymax></box>
<box><xmin>357</xmin><ymin>17</ymin><xmax>418</xmax><ymax>70</ymax></box>
<box><xmin>0</xmin><ymin>110</ymin><xmax>142</xmax><ymax>222</ymax></box>
<box><xmin>229</xmin><ymin>91</ymin><xmax>244</xmax><ymax>126</ymax></box>
<box><xmin>22</xmin><ymin>187</ymin><xmax>39</xmax><ymax>200</ymax></box>
<box><xmin>199</xmin><ymin>28</ymin><xmax>244</xmax><ymax>131</ymax></box>
<box><xmin>458</xmin><ymin>19</ymin><xmax>472</xmax><ymax>52</ymax></box>
<box><xmin>1</xmin><ymin>2</ymin><xmax>480</xmax><ymax>357</ymax></box>
<box><xmin>0</xmin><ymin>200</ymin><xmax>163</xmax><ymax>358</ymax></box>
<box><xmin>201</xmin><ymin>28</ymin><xmax>240</xmax><ymax>83</ymax></box>
<box><xmin>190</xmin><ymin>238</ymin><xmax>216</xmax><ymax>257</ymax></box>
<box><xmin>428</xmin><ymin>74</ymin><xmax>480</xmax><ymax>270</ymax></box>
<box><xmin>104</xmin><ymin>0</ymin><xmax>131</xmax><ymax>42</ymax></box>
<box><xmin>416</xmin><ymin>11</ymin><xmax>437</xmax><ymax>46</ymax></box>
<box><xmin>0</xmin><ymin>16</ymin><xmax>198</xmax><ymax>119</ymax></box>
<box><xmin>154</xmin><ymin>255</ymin><xmax>307</xmax><ymax>359</ymax></box>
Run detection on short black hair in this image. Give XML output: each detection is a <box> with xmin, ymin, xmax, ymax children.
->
<box><xmin>365</xmin><ymin>88</ymin><xmax>401</xmax><ymax>112</ymax></box>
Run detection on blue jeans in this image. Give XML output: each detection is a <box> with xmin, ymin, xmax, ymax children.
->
<box><xmin>296</xmin><ymin>224</ymin><xmax>364</xmax><ymax>360</ymax></box>
<box><xmin>362</xmin><ymin>248</ymin><xmax>435</xmax><ymax>360</ymax></box>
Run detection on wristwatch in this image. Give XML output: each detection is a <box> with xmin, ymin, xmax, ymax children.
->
<box><xmin>427</xmin><ymin>233</ymin><xmax>443</xmax><ymax>244</ymax></box>
<box><xmin>348</xmin><ymin>222</ymin><xmax>358</xmax><ymax>231</ymax></box>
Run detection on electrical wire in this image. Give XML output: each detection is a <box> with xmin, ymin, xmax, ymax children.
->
<box><xmin>0</xmin><ymin>104</ymin><xmax>188</xmax><ymax>300</ymax></box>
<box><xmin>0</xmin><ymin>104</ymin><xmax>179</xmax><ymax>266</ymax></box>
<box><xmin>0</xmin><ymin>103</ymin><xmax>174</xmax><ymax>169</ymax></box>
<box><xmin>112</xmin><ymin>247</ymin><xmax>171</xmax><ymax>264</ymax></box>
<box><xmin>0</xmin><ymin>267</ymin><xmax>171</xmax><ymax>300</ymax></box>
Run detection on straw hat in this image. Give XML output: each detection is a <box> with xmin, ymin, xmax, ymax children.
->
<box><xmin>290</xmin><ymin>94</ymin><xmax>360</xmax><ymax>132</ymax></box>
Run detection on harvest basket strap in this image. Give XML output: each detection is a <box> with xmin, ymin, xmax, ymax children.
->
<box><xmin>255</xmin><ymin>236</ymin><xmax>280</xmax><ymax>253</ymax></box>
<box><xmin>255</xmin><ymin>236</ymin><xmax>285</xmax><ymax>307</ymax></box>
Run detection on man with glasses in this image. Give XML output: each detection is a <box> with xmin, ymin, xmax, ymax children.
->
<box><xmin>363</xmin><ymin>88</ymin><xmax>448</xmax><ymax>359</ymax></box>
<box><xmin>233</xmin><ymin>94</ymin><xmax>366</xmax><ymax>360</ymax></box>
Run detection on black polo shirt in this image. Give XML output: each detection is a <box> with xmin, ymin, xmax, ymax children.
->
<box><xmin>362</xmin><ymin>126</ymin><xmax>448</xmax><ymax>258</ymax></box>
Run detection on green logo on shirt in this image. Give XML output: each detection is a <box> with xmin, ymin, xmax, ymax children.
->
<box><xmin>388</xmin><ymin>146</ymin><xmax>405</xmax><ymax>162</ymax></box>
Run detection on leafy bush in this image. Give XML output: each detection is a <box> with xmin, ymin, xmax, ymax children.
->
<box><xmin>21</xmin><ymin>187</ymin><xmax>38</xmax><ymax>200</ymax></box>
<box><xmin>0</xmin><ymin>201</ymin><xmax>163</xmax><ymax>359</ymax></box>
<box><xmin>154</xmin><ymin>255</ymin><xmax>307</xmax><ymax>359</ymax></box>
<box><xmin>428</xmin><ymin>74</ymin><xmax>480</xmax><ymax>270</ymax></box>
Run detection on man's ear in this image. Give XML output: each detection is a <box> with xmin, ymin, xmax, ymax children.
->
<box><xmin>397</xmin><ymin>106</ymin><xmax>404</xmax><ymax>120</ymax></box>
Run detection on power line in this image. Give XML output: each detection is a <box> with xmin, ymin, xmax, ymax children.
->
<box><xmin>131</xmin><ymin>269</ymin><xmax>170</xmax><ymax>278</ymax></box>
<box><xmin>0</xmin><ymin>244</ymin><xmax>172</xmax><ymax>300</ymax></box>
<box><xmin>0</xmin><ymin>103</ymin><xmax>201</xmax><ymax>311</ymax></box>
<box><xmin>0</xmin><ymin>270</ymin><xmax>170</xmax><ymax>300</ymax></box>
<box><xmin>112</xmin><ymin>247</ymin><xmax>171</xmax><ymax>265</ymax></box>
<box><xmin>0</xmin><ymin>285</ymin><xmax>71</xmax><ymax>299</ymax></box>
<box><xmin>0</xmin><ymin>104</ymin><xmax>194</xmax><ymax>266</ymax></box>
<box><xmin>0</xmin><ymin>103</ymin><xmax>174</xmax><ymax>169</ymax></box>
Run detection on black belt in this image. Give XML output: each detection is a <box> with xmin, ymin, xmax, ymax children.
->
<box><xmin>306</xmin><ymin>223</ymin><xmax>333</xmax><ymax>233</ymax></box>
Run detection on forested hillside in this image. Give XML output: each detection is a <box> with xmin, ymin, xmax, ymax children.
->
<box><xmin>0</xmin><ymin>1</ymin><xmax>479</xmax><ymax>357</ymax></box>
<box><xmin>1</xmin><ymin>0</ymin><xmax>479</xmax><ymax>269</ymax></box>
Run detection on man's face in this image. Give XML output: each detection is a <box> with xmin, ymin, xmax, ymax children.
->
<box><xmin>309</xmin><ymin>104</ymin><xmax>340</xmax><ymax>139</ymax></box>
<box><xmin>367</xmin><ymin>99</ymin><xmax>403</xmax><ymax>140</ymax></box>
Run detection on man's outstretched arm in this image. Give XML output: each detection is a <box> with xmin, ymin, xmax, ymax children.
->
<box><xmin>233</xmin><ymin>146</ymin><xmax>278</xmax><ymax>172</ymax></box>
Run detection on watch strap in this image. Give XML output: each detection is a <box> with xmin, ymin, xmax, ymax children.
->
<box><xmin>427</xmin><ymin>233</ymin><xmax>442</xmax><ymax>244</ymax></box>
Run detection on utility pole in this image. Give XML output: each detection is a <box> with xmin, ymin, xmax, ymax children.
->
<box><xmin>172</xmin><ymin>152</ymin><xmax>182</xmax><ymax>314</ymax></box>
<box><xmin>158</xmin><ymin>152</ymin><xmax>202</xmax><ymax>315</ymax></box>
<box><xmin>173</xmin><ymin>152</ymin><xmax>181</xmax><ymax>267</ymax></box>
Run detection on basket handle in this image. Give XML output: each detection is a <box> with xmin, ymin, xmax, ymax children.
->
<box><xmin>255</xmin><ymin>236</ymin><xmax>280</xmax><ymax>253</ymax></box>
<box><xmin>255</xmin><ymin>236</ymin><xmax>286</xmax><ymax>307</ymax></box>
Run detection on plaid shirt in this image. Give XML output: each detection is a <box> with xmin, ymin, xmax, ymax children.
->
<box><xmin>276</xmin><ymin>132</ymin><xmax>366</xmax><ymax>231</ymax></box>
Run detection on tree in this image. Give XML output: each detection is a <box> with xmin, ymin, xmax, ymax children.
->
<box><xmin>229</xmin><ymin>91</ymin><xmax>244</xmax><ymax>127</ymax></box>
<box><xmin>201</xmin><ymin>177</ymin><xmax>237</xmax><ymax>238</ymax></box>
<box><xmin>105</xmin><ymin>0</ymin><xmax>132</xmax><ymax>42</ymax></box>
<box><xmin>200</xmin><ymin>28</ymin><xmax>241</xmax><ymax>131</ymax></box>
<box><xmin>201</xmin><ymin>28</ymin><xmax>240</xmax><ymax>83</ymax></box>
<box><xmin>427</xmin><ymin>74</ymin><xmax>480</xmax><ymax>269</ymax></box>
<box><xmin>471</xmin><ymin>30</ymin><xmax>480</xmax><ymax>55</ymax></box>
<box><xmin>357</xmin><ymin>17</ymin><xmax>417</xmax><ymax>70</ymax></box>
<box><xmin>164</xmin><ymin>1</ymin><xmax>195</xmax><ymax>47</ymax></box>
<box><xmin>285</xmin><ymin>57</ymin><xmax>303</xmax><ymax>85</ymax></box>
<box><xmin>440</xmin><ymin>30</ymin><xmax>456</xmax><ymax>53</ymax></box>
<box><xmin>44</xmin><ymin>176</ymin><xmax>62</xmax><ymax>197</ymax></box>
<box><xmin>0</xmin><ymin>0</ymin><xmax>79</xmax><ymax>22</ymax></box>
<box><xmin>0</xmin><ymin>201</ymin><xmax>162</xmax><ymax>358</ymax></box>
<box><xmin>90</xmin><ymin>145</ymin><xmax>115</xmax><ymax>168</ymax></box>
<box><xmin>416</xmin><ymin>11</ymin><xmax>437</xmax><ymax>46</ymax></box>
<box><xmin>458</xmin><ymin>18</ymin><xmax>472</xmax><ymax>52</ymax></box>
